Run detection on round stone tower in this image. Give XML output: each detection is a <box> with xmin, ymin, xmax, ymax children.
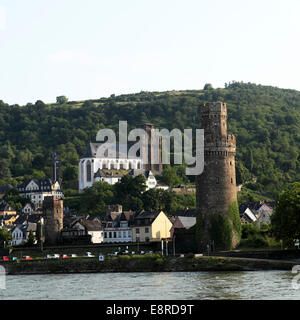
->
<box><xmin>196</xmin><ymin>102</ymin><xmax>240</xmax><ymax>251</ymax></box>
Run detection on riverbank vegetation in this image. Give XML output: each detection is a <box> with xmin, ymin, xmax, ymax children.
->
<box><xmin>238</xmin><ymin>222</ymin><xmax>280</xmax><ymax>250</ymax></box>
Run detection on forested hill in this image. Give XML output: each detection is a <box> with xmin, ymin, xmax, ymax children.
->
<box><xmin>0</xmin><ymin>81</ymin><xmax>299</xmax><ymax>198</ymax></box>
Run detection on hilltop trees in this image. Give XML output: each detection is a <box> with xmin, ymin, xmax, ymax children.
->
<box><xmin>56</xmin><ymin>96</ymin><xmax>68</xmax><ymax>105</ymax></box>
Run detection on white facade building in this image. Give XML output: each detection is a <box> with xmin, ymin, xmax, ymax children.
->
<box><xmin>103</xmin><ymin>228</ymin><xmax>132</xmax><ymax>243</ymax></box>
<box><xmin>11</xmin><ymin>226</ymin><xmax>25</xmax><ymax>246</ymax></box>
<box><xmin>79</xmin><ymin>142</ymin><xmax>158</xmax><ymax>192</ymax></box>
<box><xmin>17</xmin><ymin>179</ymin><xmax>63</xmax><ymax>205</ymax></box>
<box><xmin>73</xmin><ymin>219</ymin><xmax>104</xmax><ymax>244</ymax></box>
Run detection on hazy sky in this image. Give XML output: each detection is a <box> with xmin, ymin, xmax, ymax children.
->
<box><xmin>1</xmin><ymin>0</ymin><xmax>300</xmax><ymax>105</ymax></box>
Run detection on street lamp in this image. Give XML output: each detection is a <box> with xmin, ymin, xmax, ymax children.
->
<box><xmin>166</xmin><ymin>239</ymin><xmax>168</xmax><ymax>256</ymax></box>
<box><xmin>173</xmin><ymin>236</ymin><xmax>176</xmax><ymax>256</ymax></box>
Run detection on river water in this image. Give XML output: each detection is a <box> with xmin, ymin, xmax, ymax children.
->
<box><xmin>0</xmin><ymin>271</ymin><xmax>299</xmax><ymax>300</ymax></box>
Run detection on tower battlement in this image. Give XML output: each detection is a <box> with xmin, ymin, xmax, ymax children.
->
<box><xmin>201</xmin><ymin>101</ymin><xmax>227</xmax><ymax>115</ymax></box>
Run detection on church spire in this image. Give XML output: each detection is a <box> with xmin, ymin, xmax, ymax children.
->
<box><xmin>51</xmin><ymin>152</ymin><xmax>61</xmax><ymax>183</ymax></box>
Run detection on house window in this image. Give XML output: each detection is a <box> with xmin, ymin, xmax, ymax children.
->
<box><xmin>123</xmin><ymin>231</ymin><xmax>127</xmax><ymax>238</ymax></box>
<box><xmin>145</xmin><ymin>227</ymin><xmax>149</xmax><ymax>233</ymax></box>
<box><xmin>136</xmin><ymin>228</ymin><xmax>140</xmax><ymax>234</ymax></box>
<box><xmin>113</xmin><ymin>232</ymin><xmax>117</xmax><ymax>238</ymax></box>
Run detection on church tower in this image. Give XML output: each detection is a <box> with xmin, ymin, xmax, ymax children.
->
<box><xmin>137</xmin><ymin>123</ymin><xmax>163</xmax><ymax>174</ymax></box>
<box><xmin>196</xmin><ymin>102</ymin><xmax>240</xmax><ymax>251</ymax></box>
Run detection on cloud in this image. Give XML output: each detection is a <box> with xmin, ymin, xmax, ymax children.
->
<box><xmin>0</xmin><ymin>6</ymin><xmax>6</xmax><ymax>31</ymax></box>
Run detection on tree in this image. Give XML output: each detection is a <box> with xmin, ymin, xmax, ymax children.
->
<box><xmin>142</xmin><ymin>188</ymin><xmax>172</xmax><ymax>211</ymax></box>
<box><xmin>80</xmin><ymin>181</ymin><xmax>114</xmax><ymax>215</ymax></box>
<box><xmin>203</xmin><ymin>83</ymin><xmax>213</xmax><ymax>90</ymax></box>
<box><xmin>271</xmin><ymin>182</ymin><xmax>300</xmax><ymax>246</ymax></box>
<box><xmin>158</xmin><ymin>165</ymin><xmax>183</xmax><ymax>188</ymax></box>
<box><xmin>114</xmin><ymin>175</ymin><xmax>146</xmax><ymax>210</ymax></box>
<box><xmin>3</xmin><ymin>188</ymin><xmax>29</xmax><ymax>211</ymax></box>
<box><xmin>0</xmin><ymin>159</ymin><xmax>11</xmax><ymax>179</ymax></box>
<box><xmin>0</xmin><ymin>227</ymin><xmax>12</xmax><ymax>248</ymax></box>
<box><xmin>56</xmin><ymin>96</ymin><xmax>68</xmax><ymax>105</ymax></box>
<box><xmin>27</xmin><ymin>231</ymin><xmax>35</xmax><ymax>247</ymax></box>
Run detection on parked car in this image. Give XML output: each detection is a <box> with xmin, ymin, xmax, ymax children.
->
<box><xmin>70</xmin><ymin>254</ymin><xmax>77</xmax><ymax>258</ymax></box>
<box><xmin>84</xmin><ymin>252</ymin><xmax>95</xmax><ymax>257</ymax></box>
<box><xmin>12</xmin><ymin>257</ymin><xmax>17</xmax><ymax>261</ymax></box>
<box><xmin>2</xmin><ymin>256</ymin><xmax>9</xmax><ymax>261</ymax></box>
<box><xmin>23</xmin><ymin>256</ymin><xmax>32</xmax><ymax>260</ymax></box>
<box><xmin>47</xmin><ymin>254</ymin><xmax>60</xmax><ymax>259</ymax></box>
<box><xmin>61</xmin><ymin>254</ymin><xmax>68</xmax><ymax>259</ymax></box>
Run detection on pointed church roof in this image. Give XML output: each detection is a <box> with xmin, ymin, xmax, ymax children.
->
<box><xmin>81</xmin><ymin>142</ymin><xmax>133</xmax><ymax>159</ymax></box>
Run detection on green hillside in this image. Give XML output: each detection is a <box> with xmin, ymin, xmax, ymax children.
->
<box><xmin>0</xmin><ymin>81</ymin><xmax>299</xmax><ymax>198</ymax></box>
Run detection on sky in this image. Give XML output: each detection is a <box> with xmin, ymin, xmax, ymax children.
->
<box><xmin>0</xmin><ymin>0</ymin><xmax>300</xmax><ymax>105</ymax></box>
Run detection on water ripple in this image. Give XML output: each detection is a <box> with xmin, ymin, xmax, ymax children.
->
<box><xmin>0</xmin><ymin>271</ymin><xmax>300</xmax><ymax>300</ymax></box>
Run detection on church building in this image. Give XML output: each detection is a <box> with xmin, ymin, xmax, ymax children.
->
<box><xmin>79</xmin><ymin>123</ymin><xmax>162</xmax><ymax>192</ymax></box>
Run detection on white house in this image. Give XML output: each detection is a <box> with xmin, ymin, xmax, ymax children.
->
<box><xmin>239</xmin><ymin>201</ymin><xmax>274</xmax><ymax>225</ymax></box>
<box><xmin>21</xmin><ymin>203</ymin><xmax>36</xmax><ymax>215</ymax></box>
<box><xmin>73</xmin><ymin>219</ymin><xmax>104</xmax><ymax>244</ymax></box>
<box><xmin>103</xmin><ymin>211</ymin><xmax>133</xmax><ymax>243</ymax></box>
<box><xmin>11</xmin><ymin>225</ymin><xmax>25</xmax><ymax>246</ymax></box>
<box><xmin>11</xmin><ymin>222</ymin><xmax>37</xmax><ymax>246</ymax></box>
<box><xmin>17</xmin><ymin>178</ymin><xmax>63</xmax><ymax>206</ymax></box>
<box><xmin>257</xmin><ymin>204</ymin><xmax>274</xmax><ymax>227</ymax></box>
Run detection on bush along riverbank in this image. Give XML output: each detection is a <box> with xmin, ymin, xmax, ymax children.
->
<box><xmin>1</xmin><ymin>254</ymin><xmax>296</xmax><ymax>275</ymax></box>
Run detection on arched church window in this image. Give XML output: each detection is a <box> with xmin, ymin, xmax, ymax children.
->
<box><xmin>86</xmin><ymin>161</ymin><xmax>92</xmax><ymax>182</ymax></box>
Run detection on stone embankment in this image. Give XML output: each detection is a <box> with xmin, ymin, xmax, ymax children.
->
<box><xmin>1</xmin><ymin>255</ymin><xmax>296</xmax><ymax>275</ymax></box>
